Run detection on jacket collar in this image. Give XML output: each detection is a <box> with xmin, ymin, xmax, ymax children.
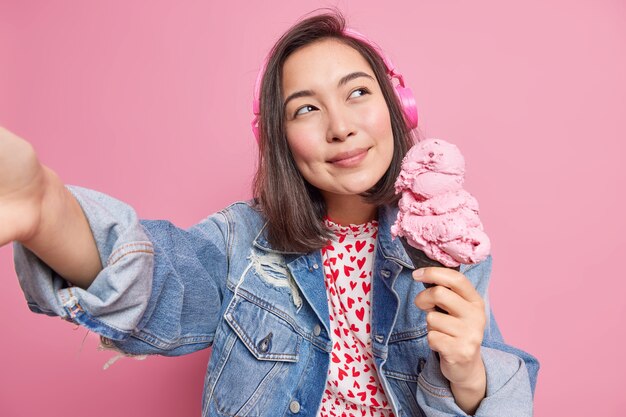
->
<box><xmin>252</xmin><ymin>204</ymin><xmax>414</xmax><ymax>268</ymax></box>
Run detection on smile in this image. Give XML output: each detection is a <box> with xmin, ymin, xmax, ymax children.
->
<box><xmin>327</xmin><ymin>147</ymin><xmax>370</xmax><ymax>168</ymax></box>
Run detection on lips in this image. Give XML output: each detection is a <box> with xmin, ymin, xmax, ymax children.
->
<box><xmin>327</xmin><ymin>147</ymin><xmax>370</xmax><ymax>163</ymax></box>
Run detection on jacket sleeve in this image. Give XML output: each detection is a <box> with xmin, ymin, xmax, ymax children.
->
<box><xmin>414</xmin><ymin>255</ymin><xmax>540</xmax><ymax>416</ymax></box>
<box><xmin>13</xmin><ymin>185</ymin><xmax>229</xmax><ymax>357</ymax></box>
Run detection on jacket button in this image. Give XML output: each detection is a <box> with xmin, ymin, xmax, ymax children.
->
<box><xmin>289</xmin><ymin>400</ymin><xmax>301</xmax><ymax>413</ymax></box>
<box><xmin>313</xmin><ymin>324</ymin><xmax>321</xmax><ymax>336</ymax></box>
<box><xmin>312</xmin><ymin>263</ymin><xmax>319</xmax><ymax>269</ymax></box>
<box><xmin>419</xmin><ymin>358</ymin><xmax>426</xmax><ymax>372</ymax></box>
<box><xmin>381</xmin><ymin>270</ymin><xmax>391</xmax><ymax>278</ymax></box>
<box><xmin>258</xmin><ymin>332</ymin><xmax>272</xmax><ymax>353</ymax></box>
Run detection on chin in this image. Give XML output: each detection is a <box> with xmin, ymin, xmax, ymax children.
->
<box><xmin>339</xmin><ymin>180</ymin><xmax>381</xmax><ymax>196</ymax></box>
<box><xmin>314</xmin><ymin>171</ymin><xmax>386</xmax><ymax>197</ymax></box>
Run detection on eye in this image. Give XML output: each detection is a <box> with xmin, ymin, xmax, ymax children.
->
<box><xmin>349</xmin><ymin>87</ymin><xmax>370</xmax><ymax>99</ymax></box>
<box><xmin>294</xmin><ymin>105</ymin><xmax>317</xmax><ymax>117</ymax></box>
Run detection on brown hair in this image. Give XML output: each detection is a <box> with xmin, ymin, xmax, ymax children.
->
<box><xmin>253</xmin><ymin>9</ymin><xmax>417</xmax><ymax>253</ymax></box>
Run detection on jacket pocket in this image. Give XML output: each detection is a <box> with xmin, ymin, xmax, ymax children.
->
<box><xmin>207</xmin><ymin>295</ymin><xmax>302</xmax><ymax>417</ymax></box>
<box><xmin>224</xmin><ymin>295</ymin><xmax>300</xmax><ymax>361</ymax></box>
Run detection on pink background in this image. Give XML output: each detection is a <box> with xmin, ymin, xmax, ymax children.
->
<box><xmin>1</xmin><ymin>0</ymin><xmax>624</xmax><ymax>416</ymax></box>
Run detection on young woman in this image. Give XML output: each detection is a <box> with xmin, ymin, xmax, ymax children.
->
<box><xmin>2</xmin><ymin>10</ymin><xmax>538</xmax><ymax>417</ymax></box>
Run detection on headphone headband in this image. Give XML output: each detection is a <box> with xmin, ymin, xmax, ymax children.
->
<box><xmin>251</xmin><ymin>27</ymin><xmax>417</xmax><ymax>142</ymax></box>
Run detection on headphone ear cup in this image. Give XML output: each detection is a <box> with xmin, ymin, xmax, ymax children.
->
<box><xmin>252</xmin><ymin>97</ymin><xmax>261</xmax><ymax>143</ymax></box>
<box><xmin>251</xmin><ymin>115</ymin><xmax>260</xmax><ymax>143</ymax></box>
<box><xmin>395</xmin><ymin>85</ymin><xmax>418</xmax><ymax>129</ymax></box>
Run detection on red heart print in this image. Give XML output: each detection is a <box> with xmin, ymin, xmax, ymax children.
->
<box><xmin>338</xmin><ymin>368</ymin><xmax>347</xmax><ymax>381</ymax></box>
<box><xmin>355</xmin><ymin>307</ymin><xmax>365</xmax><ymax>321</ymax></box>
<box><xmin>357</xmin><ymin>257</ymin><xmax>366</xmax><ymax>269</ymax></box>
<box><xmin>355</xmin><ymin>240</ymin><xmax>366</xmax><ymax>252</ymax></box>
<box><xmin>350</xmin><ymin>281</ymin><xmax>357</xmax><ymax>290</ymax></box>
<box><xmin>362</xmin><ymin>282</ymin><xmax>371</xmax><ymax>295</ymax></box>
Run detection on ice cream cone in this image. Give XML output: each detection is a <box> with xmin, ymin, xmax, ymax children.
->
<box><xmin>393</xmin><ymin>138</ymin><xmax>491</xmax><ymax>320</ymax></box>
<box><xmin>399</xmin><ymin>237</ymin><xmax>458</xmax><ymax>315</ymax></box>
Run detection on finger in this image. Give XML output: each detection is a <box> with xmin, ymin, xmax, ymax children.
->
<box><xmin>414</xmin><ymin>284</ymin><xmax>470</xmax><ymax>317</ymax></box>
<box><xmin>413</xmin><ymin>267</ymin><xmax>483</xmax><ymax>304</ymax></box>
<box><xmin>425</xmin><ymin>311</ymin><xmax>465</xmax><ymax>337</ymax></box>
<box><xmin>426</xmin><ymin>329</ymin><xmax>455</xmax><ymax>355</ymax></box>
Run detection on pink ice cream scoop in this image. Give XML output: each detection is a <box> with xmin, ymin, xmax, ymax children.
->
<box><xmin>392</xmin><ymin>138</ymin><xmax>491</xmax><ymax>271</ymax></box>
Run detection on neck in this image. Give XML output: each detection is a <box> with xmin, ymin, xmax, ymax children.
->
<box><xmin>323</xmin><ymin>193</ymin><xmax>378</xmax><ymax>226</ymax></box>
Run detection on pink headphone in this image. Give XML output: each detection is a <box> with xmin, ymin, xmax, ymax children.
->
<box><xmin>251</xmin><ymin>27</ymin><xmax>418</xmax><ymax>143</ymax></box>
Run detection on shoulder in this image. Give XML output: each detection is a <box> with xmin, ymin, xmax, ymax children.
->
<box><xmin>217</xmin><ymin>199</ymin><xmax>265</xmax><ymax>225</ymax></box>
<box><xmin>199</xmin><ymin>199</ymin><xmax>267</xmax><ymax>239</ymax></box>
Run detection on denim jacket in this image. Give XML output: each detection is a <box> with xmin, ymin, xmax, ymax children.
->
<box><xmin>14</xmin><ymin>186</ymin><xmax>539</xmax><ymax>417</ymax></box>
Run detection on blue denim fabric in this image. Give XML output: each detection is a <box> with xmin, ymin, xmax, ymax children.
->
<box><xmin>13</xmin><ymin>186</ymin><xmax>539</xmax><ymax>417</ymax></box>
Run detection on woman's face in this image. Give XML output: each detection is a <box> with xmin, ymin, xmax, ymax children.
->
<box><xmin>282</xmin><ymin>38</ymin><xmax>394</xmax><ymax>203</ymax></box>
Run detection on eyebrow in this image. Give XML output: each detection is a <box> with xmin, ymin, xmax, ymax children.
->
<box><xmin>283</xmin><ymin>71</ymin><xmax>375</xmax><ymax>110</ymax></box>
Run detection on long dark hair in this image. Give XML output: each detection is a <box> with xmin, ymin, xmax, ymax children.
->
<box><xmin>253</xmin><ymin>9</ymin><xmax>416</xmax><ymax>253</ymax></box>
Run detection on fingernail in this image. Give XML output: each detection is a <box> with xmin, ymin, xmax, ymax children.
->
<box><xmin>413</xmin><ymin>269</ymin><xmax>424</xmax><ymax>280</ymax></box>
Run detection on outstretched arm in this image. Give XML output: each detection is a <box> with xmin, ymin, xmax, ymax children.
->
<box><xmin>0</xmin><ymin>126</ymin><xmax>101</xmax><ymax>289</ymax></box>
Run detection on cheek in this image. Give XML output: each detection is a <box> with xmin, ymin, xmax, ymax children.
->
<box><xmin>362</xmin><ymin>101</ymin><xmax>394</xmax><ymax>160</ymax></box>
<box><xmin>286</xmin><ymin>127</ymin><xmax>319</xmax><ymax>168</ymax></box>
<box><xmin>365</xmin><ymin>101</ymin><xmax>393</xmax><ymax>137</ymax></box>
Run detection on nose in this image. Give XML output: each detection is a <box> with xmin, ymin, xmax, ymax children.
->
<box><xmin>326</xmin><ymin>104</ymin><xmax>356</xmax><ymax>143</ymax></box>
